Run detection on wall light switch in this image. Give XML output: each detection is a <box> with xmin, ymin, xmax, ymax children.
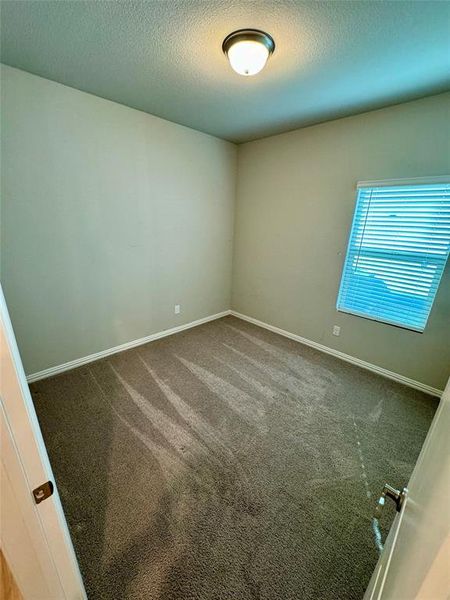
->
<box><xmin>333</xmin><ymin>325</ymin><xmax>341</xmax><ymax>336</ymax></box>
<box><xmin>174</xmin><ymin>304</ymin><xmax>181</xmax><ymax>315</ymax></box>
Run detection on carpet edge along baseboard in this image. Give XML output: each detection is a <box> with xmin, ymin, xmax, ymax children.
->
<box><xmin>230</xmin><ymin>311</ymin><xmax>443</xmax><ymax>398</ymax></box>
<box><xmin>26</xmin><ymin>309</ymin><xmax>443</xmax><ymax>397</ymax></box>
<box><xmin>26</xmin><ymin>311</ymin><xmax>232</xmax><ymax>383</ymax></box>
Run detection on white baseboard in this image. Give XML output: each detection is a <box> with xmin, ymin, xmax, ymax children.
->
<box><xmin>230</xmin><ymin>311</ymin><xmax>443</xmax><ymax>398</ymax></box>
<box><xmin>26</xmin><ymin>310</ymin><xmax>231</xmax><ymax>383</ymax></box>
<box><xmin>27</xmin><ymin>308</ymin><xmax>443</xmax><ymax>397</ymax></box>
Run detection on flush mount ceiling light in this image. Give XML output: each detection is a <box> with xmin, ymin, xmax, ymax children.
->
<box><xmin>222</xmin><ymin>29</ymin><xmax>275</xmax><ymax>76</ymax></box>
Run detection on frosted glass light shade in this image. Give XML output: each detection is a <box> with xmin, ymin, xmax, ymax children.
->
<box><xmin>223</xmin><ymin>30</ymin><xmax>275</xmax><ymax>77</ymax></box>
<box><xmin>227</xmin><ymin>40</ymin><xmax>270</xmax><ymax>76</ymax></box>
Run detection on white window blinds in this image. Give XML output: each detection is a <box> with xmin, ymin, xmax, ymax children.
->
<box><xmin>337</xmin><ymin>180</ymin><xmax>450</xmax><ymax>332</ymax></box>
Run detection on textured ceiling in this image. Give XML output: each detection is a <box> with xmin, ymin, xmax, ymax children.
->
<box><xmin>1</xmin><ymin>1</ymin><xmax>449</xmax><ymax>143</ymax></box>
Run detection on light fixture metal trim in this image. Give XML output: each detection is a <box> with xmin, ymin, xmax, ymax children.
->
<box><xmin>222</xmin><ymin>29</ymin><xmax>275</xmax><ymax>57</ymax></box>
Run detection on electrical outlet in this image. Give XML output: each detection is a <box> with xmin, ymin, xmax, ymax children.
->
<box><xmin>332</xmin><ymin>325</ymin><xmax>341</xmax><ymax>336</ymax></box>
<box><xmin>174</xmin><ymin>304</ymin><xmax>181</xmax><ymax>315</ymax></box>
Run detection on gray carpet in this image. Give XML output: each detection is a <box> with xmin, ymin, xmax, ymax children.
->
<box><xmin>30</xmin><ymin>316</ymin><xmax>437</xmax><ymax>600</ymax></box>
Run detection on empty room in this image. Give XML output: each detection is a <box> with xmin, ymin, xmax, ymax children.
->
<box><xmin>1</xmin><ymin>1</ymin><xmax>449</xmax><ymax>599</ymax></box>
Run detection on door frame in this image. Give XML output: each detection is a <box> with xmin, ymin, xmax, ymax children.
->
<box><xmin>0</xmin><ymin>284</ymin><xmax>86</xmax><ymax>599</ymax></box>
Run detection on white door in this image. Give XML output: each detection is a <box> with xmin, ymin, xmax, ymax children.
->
<box><xmin>0</xmin><ymin>285</ymin><xmax>86</xmax><ymax>599</ymax></box>
<box><xmin>364</xmin><ymin>379</ymin><xmax>450</xmax><ymax>600</ymax></box>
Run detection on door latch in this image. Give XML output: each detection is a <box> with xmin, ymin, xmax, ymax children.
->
<box><xmin>375</xmin><ymin>483</ymin><xmax>407</xmax><ymax>517</ymax></box>
<box><xmin>32</xmin><ymin>481</ymin><xmax>54</xmax><ymax>504</ymax></box>
<box><xmin>372</xmin><ymin>484</ymin><xmax>408</xmax><ymax>554</ymax></box>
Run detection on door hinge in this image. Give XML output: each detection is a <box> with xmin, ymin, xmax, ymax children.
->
<box><xmin>32</xmin><ymin>481</ymin><xmax>54</xmax><ymax>504</ymax></box>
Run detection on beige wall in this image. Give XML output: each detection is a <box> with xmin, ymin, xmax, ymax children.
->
<box><xmin>1</xmin><ymin>65</ymin><xmax>449</xmax><ymax>389</ymax></box>
<box><xmin>1</xmin><ymin>65</ymin><xmax>236</xmax><ymax>374</ymax></box>
<box><xmin>232</xmin><ymin>93</ymin><xmax>450</xmax><ymax>390</ymax></box>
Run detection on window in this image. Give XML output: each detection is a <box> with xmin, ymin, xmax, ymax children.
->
<box><xmin>337</xmin><ymin>178</ymin><xmax>450</xmax><ymax>332</ymax></box>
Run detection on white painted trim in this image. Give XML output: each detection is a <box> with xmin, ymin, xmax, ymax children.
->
<box><xmin>27</xmin><ymin>310</ymin><xmax>231</xmax><ymax>383</ymax></box>
<box><xmin>357</xmin><ymin>175</ymin><xmax>450</xmax><ymax>188</ymax></box>
<box><xmin>27</xmin><ymin>307</ymin><xmax>443</xmax><ymax>397</ymax></box>
<box><xmin>230</xmin><ymin>311</ymin><xmax>443</xmax><ymax>398</ymax></box>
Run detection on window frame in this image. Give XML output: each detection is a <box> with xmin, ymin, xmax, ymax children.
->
<box><xmin>336</xmin><ymin>176</ymin><xmax>450</xmax><ymax>333</ymax></box>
